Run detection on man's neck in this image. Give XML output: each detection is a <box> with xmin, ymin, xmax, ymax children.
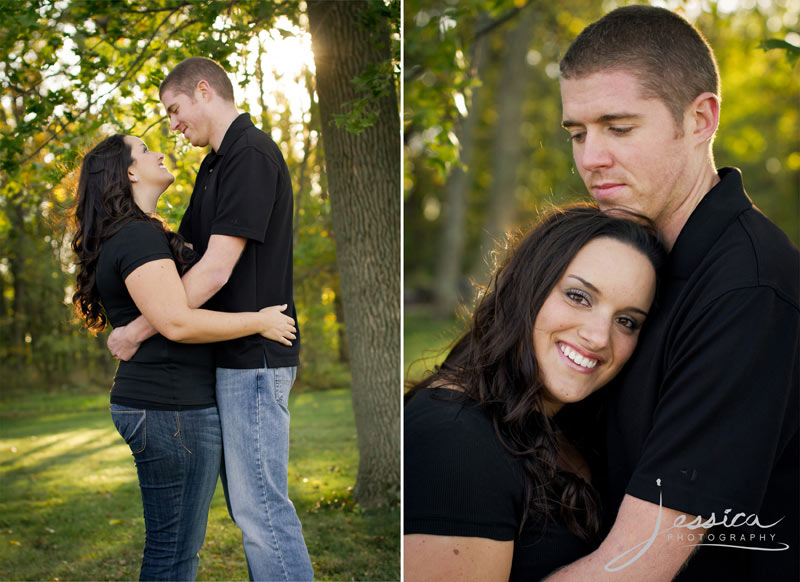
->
<box><xmin>659</xmin><ymin>163</ymin><xmax>721</xmax><ymax>251</ymax></box>
<box><xmin>209</xmin><ymin>105</ymin><xmax>240</xmax><ymax>152</ymax></box>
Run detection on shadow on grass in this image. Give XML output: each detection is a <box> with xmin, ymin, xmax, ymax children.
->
<box><xmin>0</xmin><ymin>388</ymin><xmax>399</xmax><ymax>581</ymax></box>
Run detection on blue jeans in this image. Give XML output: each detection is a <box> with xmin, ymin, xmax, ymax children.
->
<box><xmin>216</xmin><ymin>364</ymin><xmax>313</xmax><ymax>581</ymax></box>
<box><xmin>110</xmin><ymin>404</ymin><xmax>222</xmax><ymax>581</ymax></box>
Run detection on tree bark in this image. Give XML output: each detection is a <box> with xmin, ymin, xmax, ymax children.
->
<box><xmin>307</xmin><ymin>0</ymin><xmax>400</xmax><ymax>508</ymax></box>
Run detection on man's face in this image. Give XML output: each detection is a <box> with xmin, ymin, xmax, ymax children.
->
<box><xmin>560</xmin><ymin>70</ymin><xmax>693</xmax><ymax>227</ymax></box>
<box><xmin>161</xmin><ymin>87</ymin><xmax>212</xmax><ymax>147</ymax></box>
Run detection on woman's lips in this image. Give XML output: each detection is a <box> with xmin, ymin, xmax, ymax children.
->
<box><xmin>557</xmin><ymin>341</ymin><xmax>601</xmax><ymax>373</ymax></box>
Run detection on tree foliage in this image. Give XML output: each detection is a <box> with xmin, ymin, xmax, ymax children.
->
<box><xmin>0</xmin><ymin>1</ymin><xmax>348</xmax><ymax>391</ymax></box>
<box><xmin>404</xmin><ymin>0</ymin><xmax>800</xmax><ymax>317</ymax></box>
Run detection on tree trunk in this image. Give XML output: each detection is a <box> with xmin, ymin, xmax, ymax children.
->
<box><xmin>470</xmin><ymin>6</ymin><xmax>537</xmax><ymax>288</ymax></box>
<box><xmin>293</xmin><ymin>70</ymin><xmax>317</xmax><ymax>247</ymax></box>
<box><xmin>307</xmin><ymin>0</ymin><xmax>400</xmax><ymax>508</ymax></box>
<box><xmin>7</xmin><ymin>197</ymin><xmax>27</xmax><ymax>368</ymax></box>
<box><xmin>432</xmin><ymin>15</ymin><xmax>490</xmax><ymax>319</ymax></box>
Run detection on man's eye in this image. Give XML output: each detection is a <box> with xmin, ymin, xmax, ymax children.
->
<box><xmin>610</xmin><ymin>126</ymin><xmax>633</xmax><ymax>135</ymax></box>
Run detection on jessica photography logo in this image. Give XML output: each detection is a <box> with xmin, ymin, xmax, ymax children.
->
<box><xmin>605</xmin><ymin>478</ymin><xmax>789</xmax><ymax>572</ymax></box>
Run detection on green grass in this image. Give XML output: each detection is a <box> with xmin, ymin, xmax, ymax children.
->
<box><xmin>403</xmin><ymin>306</ymin><xmax>464</xmax><ymax>384</ymax></box>
<box><xmin>0</xmin><ymin>386</ymin><xmax>399</xmax><ymax>581</ymax></box>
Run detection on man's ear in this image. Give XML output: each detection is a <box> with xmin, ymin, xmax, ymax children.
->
<box><xmin>195</xmin><ymin>80</ymin><xmax>212</xmax><ymax>102</ymax></box>
<box><xmin>688</xmin><ymin>92</ymin><xmax>720</xmax><ymax>144</ymax></box>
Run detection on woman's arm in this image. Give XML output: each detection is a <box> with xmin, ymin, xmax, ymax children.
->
<box><xmin>123</xmin><ymin>258</ymin><xmax>295</xmax><ymax>344</ymax></box>
<box><xmin>404</xmin><ymin>534</ymin><xmax>513</xmax><ymax>582</ymax></box>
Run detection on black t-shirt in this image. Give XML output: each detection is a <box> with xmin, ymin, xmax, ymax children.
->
<box><xmin>178</xmin><ymin>113</ymin><xmax>299</xmax><ymax>369</ymax></box>
<box><xmin>96</xmin><ymin>221</ymin><xmax>216</xmax><ymax>409</ymax></box>
<box><xmin>404</xmin><ymin>388</ymin><xmax>594</xmax><ymax>581</ymax></box>
<box><xmin>603</xmin><ymin>168</ymin><xmax>799</xmax><ymax>581</ymax></box>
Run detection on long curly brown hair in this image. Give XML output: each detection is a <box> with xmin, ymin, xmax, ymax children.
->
<box><xmin>70</xmin><ymin>134</ymin><xmax>191</xmax><ymax>332</ymax></box>
<box><xmin>407</xmin><ymin>205</ymin><xmax>667</xmax><ymax>541</ymax></box>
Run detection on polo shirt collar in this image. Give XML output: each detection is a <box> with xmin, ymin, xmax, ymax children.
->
<box><xmin>214</xmin><ymin>113</ymin><xmax>254</xmax><ymax>156</ymax></box>
<box><xmin>669</xmin><ymin>167</ymin><xmax>753</xmax><ymax>278</ymax></box>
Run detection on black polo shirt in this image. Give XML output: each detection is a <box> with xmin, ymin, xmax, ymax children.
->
<box><xmin>179</xmin><ymin>113</ymin><xmax>300</xmax><ymax>369</ymax></box>
<box><xmin>602</xmin><ymin>168</ymin><xmax>799</xmax><ymax>580</ymax></box>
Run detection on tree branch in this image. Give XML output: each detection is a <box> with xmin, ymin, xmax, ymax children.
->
<box><xmin>404</xmin><ymin>0</ymin><xmax>536</xmax><ymax>83</ymax></box>
<box><xmin>473</xmin><ymin>0</ymin><xmax>536</xmax><ymax>40</ymax></box>
<box><xmin>18</xmin><ymin>6</ymin><xmax>186</xmax><ymax>166</ymax></box>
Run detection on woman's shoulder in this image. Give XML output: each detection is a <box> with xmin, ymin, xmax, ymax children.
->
<box><xmin>102</xmin><ymin>220</ymin><xmax>168</xmax><ymax>253</ymax></box>
<box><xmin>404</xmin><ymin>387</ymin><xmax>526</xmax><ymax>538</ymax></box>
<box><xmin>112</xmin><ymin>219</ymin><xmax>167</xmax><ymax>240</ymax></box>
<box><xmin>405</xmin><ymin>387</ymin><xmax>520</xmax><ymax>475</ymax></box>
<box><xmin>406</xmin><ymin>387</ymin><xmax>491</xmax><ymax>434</ymax></box>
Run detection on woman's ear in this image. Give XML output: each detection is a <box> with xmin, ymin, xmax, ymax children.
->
<box><xmin>128</xmin><ymin>169</ymin><xmax>138</xmax><ymax>183</ymax></box>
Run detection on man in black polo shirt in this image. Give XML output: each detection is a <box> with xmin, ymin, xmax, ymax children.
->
<box><xmin>546</xmin><ymin>6</ymin><xmax>799</xmax><ymax>581</ymax></box>
<box><xmin>108</xmin><ymin>57</ymin><xmax>313</xmax><ymax>581</ymax></box>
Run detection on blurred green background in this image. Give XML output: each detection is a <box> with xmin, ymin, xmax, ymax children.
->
<box><xmin>403</xmin><ymin>0</ymin><xmax>800</xmax><ymax>382</ymax></box>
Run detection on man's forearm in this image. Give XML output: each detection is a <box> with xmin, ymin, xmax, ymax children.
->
<box><xmin>179</xmin><ymin>233</ymin><xmax>247</xmax><ymax>308</ymax></box>
<box><xmin>180</xmin><ymin>260</ymin><xmax>230</xmax><ymax>309</ymax></box>
<box><xmin>543</xmin><ymin>495</ymin><xmax>696</xmax><ymax>582</ymax></box>
<box><xmin>126</xmin><ymin>313</ymin><xmax>158</xmax><ymax>343</ymax></box>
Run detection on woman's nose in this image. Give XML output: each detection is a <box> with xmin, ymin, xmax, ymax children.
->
<box><xmin>576</xmin><ymin>314</ymin><xmax>611</xmax><ymax>351</ymax></box>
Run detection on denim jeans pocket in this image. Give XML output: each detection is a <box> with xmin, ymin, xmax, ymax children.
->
<box><xmin>111</xmin><ymin>406</ymin><xmax>146</xmax><ymax>454</ymax></box>
<box><xmin>271</xmin><ymin>367</ymin><xmax>296</xmax><ymax>408</ymax></box>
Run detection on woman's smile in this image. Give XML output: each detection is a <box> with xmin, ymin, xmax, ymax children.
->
<box><xmin>557</xmin><ymin>341</ymin><xmax>600</xmax><ymax>371</ymax></box>
<box><xmin>533</xmin><ymin>236</ymin><xmax>656</xmax><ymax>415</ymax></box>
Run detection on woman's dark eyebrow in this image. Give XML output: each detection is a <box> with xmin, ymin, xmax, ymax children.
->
<box><xmin>568</xmin><ymin>274</ymin><xmax>599</xmax><ymax>294</ymax></box>
<box><xmin>568</xmin><ymin>274</ymin><xmax>649</xmax><ymax>316</ymax></box>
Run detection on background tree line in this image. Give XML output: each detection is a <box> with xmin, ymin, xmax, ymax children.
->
<box><xmin>1</xmin><ymin>0</ymin><xmax>399</xmax><ymax>509</ymax></box>
<box><xmin>404</xmin><ymin>0</ymin><xmax>799</xmax><ymax>334</ymax></box>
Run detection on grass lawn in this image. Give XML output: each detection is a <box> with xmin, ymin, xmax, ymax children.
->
<box><xmin>0</xmin><ymin>385</ymin><xmax>399</xmax><ymax>581</ymax></box>
<box><xmin>403</xmin><ymin>306</ymin><xmax>465</xmax><ymax>385</ymax></box>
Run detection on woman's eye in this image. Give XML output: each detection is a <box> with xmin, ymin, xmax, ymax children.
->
<box><xmin>615</xmin><ymin>316</ymin><xmax>640</xmax><ymax>331</ymax></box>
<box><xmin>566</xmin><ymin>289</ymin><xmax>591</xmax><ymax>306</ymax></box>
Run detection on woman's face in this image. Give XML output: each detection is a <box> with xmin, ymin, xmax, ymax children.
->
<box><xmin>533</xmin><ymin>237</ymin><xmax>656</xmax><ymax>415</ymax></box>
<box><xmin>123</xmin><ymin>136</ymin><xmax>174</xmax><ymax>196</ymax></box>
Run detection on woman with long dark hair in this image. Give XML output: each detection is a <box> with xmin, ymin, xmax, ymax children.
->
<box><xmin>404</xmin><ymin>205</ymin><xmax>667</xmax><ymax>581</ymax></box>
<box><xmin>71</xmin><ymin>134</ymin><xmax>295</xmax><ymax>581</ymax></box>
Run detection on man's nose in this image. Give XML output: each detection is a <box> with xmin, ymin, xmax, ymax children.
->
<box><xmin>578</xmin><ymin>131</ymin><xmax>613</xmax><ymax>171</ymax></box>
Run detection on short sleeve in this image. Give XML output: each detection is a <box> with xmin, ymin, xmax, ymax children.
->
<box><xmin>404</xmin><ymin>391</ymin><xmax>523</xmax><ymax>541</ymax></box>
<box><xmin>211</xmin><ymin>147</ymin><xmax>278</xmax><ymax>243</ymax></box>
<box><xmin>627</xmin><ymin>286</ymin><xmax>799</xmax><ymax>517</ymax></box>
<box><xmin>112</xmin><ymin>222</ymin><xmax>175</xmax><ymax>280</ymax></box>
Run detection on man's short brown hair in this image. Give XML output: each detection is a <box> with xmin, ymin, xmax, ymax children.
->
<box><xmin>559</xmin><ymin>5</ymin><xmax>720</xmax><ymax>127</ymax></box>
<box><xmin>159</xmin><ymin>57</ymin><xmax>235</xmax><ymax>102</ymax></box>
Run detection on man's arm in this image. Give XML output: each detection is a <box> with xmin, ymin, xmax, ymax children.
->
<box><xmin>107</xmin><ymin>234</ymin><xmax>247</xmax><ymax>359</ymax></box>
<box><xmin>545</xmin><ymin>494</ymin><xmax>697</xmax><ymax>581</ymax></box>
